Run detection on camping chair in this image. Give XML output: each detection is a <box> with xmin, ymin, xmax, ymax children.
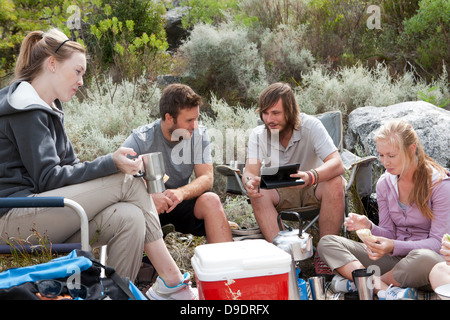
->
<box><xmin>0</xmin><ymin>197</ymin><xmax>90</xmax><ymax>254</ymax></box>
<box><xmin>217</xmin><ymin>110</ymin><xmax>377</xmax><ymax>237</ymax></box>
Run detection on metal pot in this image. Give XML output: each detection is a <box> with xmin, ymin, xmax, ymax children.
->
<box><xmin>272</xmin><ymin>211</ymin><xmax>313</xmax><ymax>300</ymax></box>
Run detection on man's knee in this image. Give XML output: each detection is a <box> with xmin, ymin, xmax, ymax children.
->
<box><xmin>197</xmin><ymin>192</ymin><xmax>221</xmax><ymax>207</ymax></box>
<box><xmin>320</xmin><ymin>175</ymin><xmax>345</xmax><ymax>200</ymax></box>
<box><xmin>195</xmin><ymin>192</ymin><xmax>226</xmax><ymax>218</ymax></box>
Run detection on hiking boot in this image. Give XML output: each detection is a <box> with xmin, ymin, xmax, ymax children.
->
<box><xmin>146</xmin><ymin>272</ymin><xmax>198</xmax><ymax>300</ymax></box>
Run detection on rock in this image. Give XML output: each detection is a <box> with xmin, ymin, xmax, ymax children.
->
<box><xmin>164</xmin><ymin>6</ymin><xmax>190</xmax><ymax>50</ymax></box>
<box><xmin>345</xmin><ymin>101</ymin><xmax>450</xmax><ymax>170</ymax></box>
<box><xmin>156</xmin><ymin>74</ymin><xmax>182</xmax><ymax>87</ymax></box>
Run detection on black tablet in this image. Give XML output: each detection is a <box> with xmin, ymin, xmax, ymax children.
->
<box><xmin>259</xmin><ymin>163</ymin><xmax>305</xmax><ymax>189</ymax></box>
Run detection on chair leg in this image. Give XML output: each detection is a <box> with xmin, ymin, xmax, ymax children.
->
<box><xmin>100</xmin><ymin>245</ymin><xmax>107</xmax><ymax>277</ymax></box>
<box><xmin>302</xmin><ymin>215</ymin><xmax>319</xmax><ymax>234</ymax></box>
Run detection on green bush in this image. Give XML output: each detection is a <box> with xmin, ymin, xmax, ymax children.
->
<box><xmin>178</xmin><ymin>22</ymin><xmax>267</xmax><ymax>105</ymax></box>
<box><xmin>65</xmin><ymin>76</ymin><xmax>161</xmax><ymax>161</ymax></box>
<box><xmin>260</xmin><ymin>24</ymin><xmax>315</xmax><ymax>84</ymax></box>
<box><xmin>237</xmin><ymin>0</ymin><xmax>304</xmax><ymax>30</ymax></box>
<box><xmin>0</xmin><ymin>0</ymin><xmax>171</xmax><ymax>87</ymax></box>
<box><xmin>200</xmin><ymin>94</ymin><xmax>258</xmax><ymax>165</ymax></box>
<box><xmin>401</xmin><ymin>0</ymin><xmax>450</xmax><ymax>74</ymax></box>
<box><xmin>295</xmin><ymin>63</ymin><xmax>449</xmax><ymax>115</ymax></box>
<box><xmin>86</xmin><ymin>0</ymin><xmax>170</xmax><ymax>81</ymax></box>
<box><xmin>223</xmin><ymin>196</ymin><xmax>257</xmax><ymax>229</ymax></box>
<box><xmin>179</xmin><ymin>0</ymin><xmax>238</xmax><ymax>29</ymax></box>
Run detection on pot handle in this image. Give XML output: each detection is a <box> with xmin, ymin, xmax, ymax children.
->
<box><xmin>277</xmin><ymin>211</ymin><xmax>303</xmax><ymax>236</ymax></box>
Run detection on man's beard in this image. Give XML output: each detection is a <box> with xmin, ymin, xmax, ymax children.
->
<box><xmin>169</xmin><ymin>125</ymin><xmax>192</xmax><ymax>142</ymax></box>
<box><xmin>265</xmin><ymin>122</ymin><xmax>292</xmax><ymax>139</ymax></box>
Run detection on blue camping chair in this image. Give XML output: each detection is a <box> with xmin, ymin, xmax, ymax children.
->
<box><xmin>0</xmin><ymin>197</ymin><xmax>90</xmax><ymax>254</ymax></box>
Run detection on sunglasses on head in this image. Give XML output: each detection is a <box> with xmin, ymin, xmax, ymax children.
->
<box><xmin>35</xmin><ymin>280</ymin><xmax>89</xmax><ymax>299</ymax></box>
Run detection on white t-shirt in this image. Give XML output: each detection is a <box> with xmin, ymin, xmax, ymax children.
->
<box><xmin>246</xmin><ymin>113</ymin><xmax>337</xmax><ymax>170</ymax></box>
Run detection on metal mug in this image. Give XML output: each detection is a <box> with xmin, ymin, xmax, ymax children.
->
<box><xmin>308</xmin><ymin>276</ymin><xmax>326</xmax><ymax>300</ymax></box>
<box><xmin>134</xmin><ymin>152</ymin><xmax>166</xmax><ymax>193</ymax></box>
<box><xmin>352</xmin><ymin>268</ymin><xmax>375</xmax><ymax>300</ymax></box>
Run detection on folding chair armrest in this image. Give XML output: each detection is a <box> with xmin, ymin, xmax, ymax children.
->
<box><xmin>216</xmin><ymin>164</ymin><xmax>241</xmax><ymax>176</ymax></box>
<box><xmin>348</xmin><ymin>155</ymin><xmax>378</xmax><ymax>171</ymax></box>
<box><xmin>63</xmin><ymin>199</ymin><xmax>90</xmax><ymax>252</ymax></box>
<box><xmin>216</xmin><ymin>164</ymin><xmax>248</xmax><ymax>196</ymax></box>
<box><xmin>0</xmin><ymin>197</ymin><xmax>90</xmax><ymax>252</ymax></box>
<box><xmin>0</xmin><ymin>197</ymin><xmax>65</xmax><ymax>208</ymax></box>
<box><xmin>341</xmin><ymin>149</ymin><xmax>378</xmax><ymax>194</ymax></box>
<box><xmin>340</xmin><ymin>149</ymin><xmax>377</xmax><ymax>171</ymax></box>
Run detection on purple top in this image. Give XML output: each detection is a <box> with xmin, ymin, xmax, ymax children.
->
<box><xmin>371</xmin><ymin>170</ymin><xmax>450</xmax><ymax>256</ymax></box>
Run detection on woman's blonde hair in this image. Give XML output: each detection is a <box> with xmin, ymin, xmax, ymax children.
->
<box><xmin>13</xmin><ymin>28</ymin><xmax>85</xmax><ymax>82</ymax></box>
<box><xmin>374</xmin><ymin>119</ymin><xmax>448</xmax><ymax>220</ymax></box>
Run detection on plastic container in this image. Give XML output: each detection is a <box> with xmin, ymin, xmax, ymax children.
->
<box><xmin>191</xmin><ymin>240</ymin><xmax>291</xmax><ymax>300</ymax></box>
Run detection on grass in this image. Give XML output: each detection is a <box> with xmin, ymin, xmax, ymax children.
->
<box><xmin>0</xmin><ymin>227</ymin><xmax>57</xmax><ymax>272</ymax></box>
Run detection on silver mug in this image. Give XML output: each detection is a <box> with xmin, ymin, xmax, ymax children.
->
<box><xmin>134</xmin><ymin>152</ymin><xmax>166</xmax><ymax>193</ymax></box>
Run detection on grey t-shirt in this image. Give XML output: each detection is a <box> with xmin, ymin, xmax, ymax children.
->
<box><xmin>247</xmin><ymin>113</ymin><xmax>337</xmax><ymax>170</ymax></box>
<box><xmin>122</xmin><ymin>119</ymin><xmax>212</xmax><ymax>189</ymax></box>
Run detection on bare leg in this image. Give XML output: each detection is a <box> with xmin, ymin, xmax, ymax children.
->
<box><xmin>315</xmin><ymin>176</ymin><xmax>345</xmax><ymax>238</ymax></box>
<box><xmin>144</xmin><ymin>239</ymin><xmax>182</xmax><ymax>287</ymax></box>
<box><xmin>194</xmin><ymin>192</ymin><xmax>232</xmax><ymax>243</ymax></box>
<box><xmin>250</xmin><ymin>188</ymin><xmax>280</xmax><ymax>242</ymax></box>
<box><xmin>429</xmin><ymin>262</ymin><xmax>450</xmax><ymax>290</ymax></box>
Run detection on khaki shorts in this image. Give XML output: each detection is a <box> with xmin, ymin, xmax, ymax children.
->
<box><xmin>318</xmin><ymin>235</ymin><xmax>444</xmax><ymax>290</ymax></box>
<box><xmin>275</xmin><ymin>185</ymin><xmax>320</xmax><ymax>211</ymax></box>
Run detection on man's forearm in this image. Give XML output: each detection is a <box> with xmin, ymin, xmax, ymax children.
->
<box><xmin>177</xmin><ymin>174</ymin><xmax>213</xmax><ymax>200</ymax></box>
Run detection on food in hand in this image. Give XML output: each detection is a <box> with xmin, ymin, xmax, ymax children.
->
<box><xmin>442</xmin><ymin>233</ymin><xmax>450</xmax><ymax>242</ymax></box>
<box><xmin>356</xmin><ymin>228</ymin><xmax>377</xmax><ymax>243</ymax></box>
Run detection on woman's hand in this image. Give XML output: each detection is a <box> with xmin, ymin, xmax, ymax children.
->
<box><xmin>365</xmin><ymin>236</ymin><xmax>394</xmax><ymax>261</ymax></box>
<box><xmin>344</xmin><ymin>212</ymin><xmax>372</xmax><ymax>231</ymax></box>
<box><xmin>441</xmin><ymin>240</ymin><xmax>450</xmax><ymax>265</ymax></box>
<box><xmin>112</xmin><ymin>147</ymin><xmax>142</xmax><ymax>175</ymax></box>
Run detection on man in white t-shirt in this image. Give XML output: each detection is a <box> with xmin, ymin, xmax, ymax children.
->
<box><xmin>123</xmin><ymin>84</ymin><xmax>232</xmax><ymax>243</ymax></box>
<box><xmin>242</xmin><ymin>82</ymin><xmax>345</xmax><ymax>274</ymax></box>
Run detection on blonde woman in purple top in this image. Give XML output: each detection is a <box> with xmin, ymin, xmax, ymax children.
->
<box><xmin>318</xmin><ymin>119</ymin><xmax>450</xmax><ymax>300</ymax></box>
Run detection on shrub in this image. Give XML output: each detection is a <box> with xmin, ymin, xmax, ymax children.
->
<box><xmin>223</xmin><ymin>196</ymin><xmax>257</xmax><ymax>229</ymax></box>
<box><xmin>86</xmin><ymin>0</ymin><xmax>170</xmax><ymax>81</ymax></box>
<box><xmin>0</xmin><ymin>0</ymin><xmax>170</xmax><ymax>87</ymax></box>
<box><xmin>237</xmin><ymin>0</ymin><xmax>304</xmax><ymax>30</ymax></box>
<box><xmin>295</xmin><ymin>63</ymin><xmax>449</xmax><ymax>115</ymax></box>
<box><xmin>178</xmin><ymin>22</ymin><xmax>267</xmax><ymax>105</ymax></box>
<box><xmin>401</xmin><ymin>0</ymin><xmax>450</xmax><ymax>75</ymax></box>
<box><xmin>64</xmin><ymin>76</ymin><xmax>161</xmax><ymax>161</ymax></box>
<box><xmin>179</xmin><ymin>0</ymin><xmax>238</xmax><ymax>29</ymax></box>
<box><xmin>260</xmin><ymin>24</ymin><xmax>315</xmax><ymax>84</ymax></box>
<box><xmin>200</xmin><ymin>94</ymin><xmax>259</xmax><ymax>165</ymax></box>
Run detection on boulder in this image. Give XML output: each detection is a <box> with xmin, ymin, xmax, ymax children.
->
<box><xmin>164</xmin><ymin>6</ymin><xmax>189</xmax><ymax>50</ymax></box>
<box><xmin>345</xmin><ymin>101</ymin><xmax>450</xmax><ymax>170</ymax></box>
<box><xmin>156</xmin><ymin>74</ymin><xmax>182</xmax><ymax>87</ymax></box>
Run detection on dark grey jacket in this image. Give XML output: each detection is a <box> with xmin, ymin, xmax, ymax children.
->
<box><xmin>0</xmin><ymin>81</ymin><xmax>118</xmax><ymax>216</ymax></box>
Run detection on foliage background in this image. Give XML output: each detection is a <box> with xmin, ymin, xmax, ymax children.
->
<box><xmin>1</xmin><ymin>0</ymin><xmax>449</xmax><ymax>227</ymax></box>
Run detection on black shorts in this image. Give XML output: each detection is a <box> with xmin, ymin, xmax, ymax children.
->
<box><xmin>158</xmin><ymin>198</ymin><xmax>206</xmax><ymax>237</ymax></box>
